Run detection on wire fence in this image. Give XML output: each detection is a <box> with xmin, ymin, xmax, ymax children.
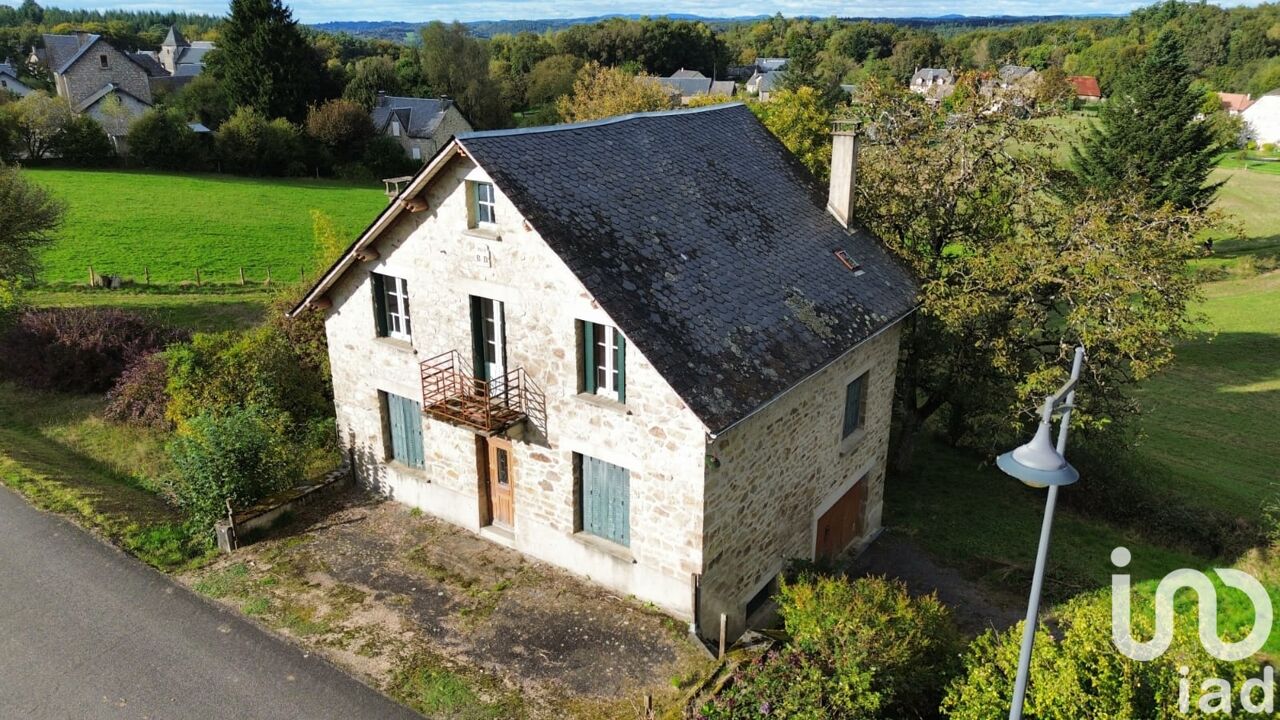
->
<box><xmin>81</xmin><ymin>264</ymin><xmax>319</xmax><ymax>289</ymax></box>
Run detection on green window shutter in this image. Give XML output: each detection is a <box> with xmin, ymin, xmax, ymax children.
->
<box><xmin>582</xmin><ymin>321</ymin><xmax>596</xmax><ymax>393</ymax></box>
<box><xmin>387</xmin><ymin>393</ymin><xmax>424</xmax><ymax>468</ymax></box>
<box><xmin>470</xmin><ymin>296</ymin><xmax>485</xmax><ymax>378</ymax></box>
<box><xmin>387</xmin><ymin>393</ymin><xmax>405</xmax><ymax>461</ymax></box>
<box><xmin>615</xmin><ymin>333</ymin><xmax>626</xmax><ymax>404</ymax></box>
<box><xmin>371</xmin><ymin>273</ymin><xmax>388</xmax><ymax>337</ymax></box>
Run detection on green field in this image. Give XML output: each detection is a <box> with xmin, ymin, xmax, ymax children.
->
<box><xmin>23</xmin><ymin>169</ymin><xmax>387</xmax><ymax>285</ymax></box>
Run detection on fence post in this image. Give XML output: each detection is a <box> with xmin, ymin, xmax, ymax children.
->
<box><xmin>144</xmin><ymin>266</ymin><xmax>150</xmax><ymax>286</ymax></box>
<box><xmin>300</xmin><ymin>266</ymin><xmax>305</xmax><ymax>283</ymax></box>
<box><xmin>195</xmin><ymin>268</ymin><xmax>201</xmax><ymax>287</ymax></box>
<box><xmin>266</xmin><ymin>266</ymin><xmax>272</xmax><ymax>286</ymax></box>
<box><xmin>88</xmin><ymin>265</ymin><xmax>94</xmax><ymax>287</ymax></box>
<box><xmin>239</xmin><ymin>267</ymin><xmax>246</xmax><ymax>285</ymax></box>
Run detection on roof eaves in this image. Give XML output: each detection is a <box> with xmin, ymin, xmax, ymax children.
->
<box><xmin>288</xmin><ymin>140</ymin><xmax>464</xmax><ymax>317</ymax></box>
<box><xmin>458</xmin><ymin>103</ymin><xmax>746</xmax><ymax>143</ymax></box>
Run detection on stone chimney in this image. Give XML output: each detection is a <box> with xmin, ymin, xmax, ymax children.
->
<box><xmin>827</xmin><ymin>120</ymin><xmax>859</xmax><ymax>229</ymax></box>
<box><xmin>75</xmin><ymin>31</ymin><xmax>90</xmax><ymax>48</ymax></box>
<box><xmin>377</xmin><ymin>91</ymin><xmax>387</xmax><ymax>107</ymax></box>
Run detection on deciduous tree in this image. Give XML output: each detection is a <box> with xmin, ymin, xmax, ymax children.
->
<box><xmin>0</xmin><ymin>162</ymin><xmax>63</xmax><ymax>284</ymax></box>
<box><xmin>555</xmin><ymin>62</ymin><xmax>671</xmax><ymax>122</ymax></box>
<box><xmin>10</xmin><ymin>90</ymin><xmax>69</xmax><ymax>159</ymax></box>
<box><xmin>417</xmin><ymin>22</ymin><xmax>509</xmax><ymax>129</ymax></box>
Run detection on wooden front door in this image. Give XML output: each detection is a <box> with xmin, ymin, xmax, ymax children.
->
<box><xmin>815</xmin><ymin>479</ymin><xmax>868</xmax><ymax>561</ymax></box>
<box><xmin>485</xmin><ymin>437</ymin><xmax>514</xmax><ymax>528</ymax></box>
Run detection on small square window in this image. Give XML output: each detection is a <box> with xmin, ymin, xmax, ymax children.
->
<box><xmin>99</xmin><ymin>54</ymin><xmax>109</xmax><ymax>68</ymax></box>
<box><xmin>470</xmin><ymin>181</ymin><xmax>496</xmax><ymax>226</ymax></box>
<box><xmin>411</xmin><ymin>146</ymin><xmax>421</xmax><ymax>161</ymax></box>
<box><xmin>842</xmin><ymin>373</ymin><xmax>868</xmax><ymax>440</ymax></box>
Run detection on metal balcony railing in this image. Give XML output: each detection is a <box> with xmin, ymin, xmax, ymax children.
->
<box><xmin>419</xmin><ymin>350</ymin><xmax>545</xmax><ymax>435</ymax></box>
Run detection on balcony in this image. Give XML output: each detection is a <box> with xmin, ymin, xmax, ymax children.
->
<box><xmin>419</xmin><ymin>350</ymin><xmax>546</xmax><ymax>435</ymax></box>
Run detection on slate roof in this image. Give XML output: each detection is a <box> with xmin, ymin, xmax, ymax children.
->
<box><xmin>640</xmin><ymin>75</ymin><xmax>734</xmax><ymax>99</ymax></box>
<box><xmin>912</xmin><ymin>68</ymin><xmax>953</xmax><ymax>85</ymax></box>
<box><xmin>671</xmin><ymin>69</ymin><xmax>706</xmax><ymax>79</ymax></box>
<box><xmin>756</xmin><ymin>57</ymin><xmax>788</xmax><ymax>72</ymax></box>
<box><xmin>371</xmin><ymin>96</ymin><xmax>454</xmax><ymax>138</ymax></box>
<box><xmin>129</xmin><ymin>51</ymin><xmax>168</xmax><ymax>77</ymax></box>
<box><xmin>40</xmin><ymin>33</ymin><xmax>83</xmax><ymax>71</ymax></box>
<box><xmin>998</xmin><ymin>64</ymin><xmax>1036</xmax><ymax>83</ymax></box>
<box><xmin>73</xmin><ymin>82</ymin><xmax>150</xmax><ymax>113</ymax></box>
<box><xmin>457</xmin><ymin>104</ymin><xmax>918</xmax><ymax>433</ymax></box>
<box><xmin>162</xmin><ymin>26</ymin><xmax>187</xmax><ymax>47</ymax></box>
<box><xmin>175</xmin><ymin>43</ymin><xmax>213</xmax><ymax>66</ymax></box>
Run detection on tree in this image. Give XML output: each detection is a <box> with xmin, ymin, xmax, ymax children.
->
<box><xmin>554</xmin><ymin>63</ymin><xmax>671</xmax><ymax>123</ymax></box>
<box><xmin>0</xmin><ymin>105</ymin><xmax>18</xmax><ymax>162</ymax></box>
<box><xmin>525</xmin><ymin>54</ymin><xmax>582</xmax><ymax>108</ymax></box>
<box><xmin>846</xmin><ymin>78</ymin><xmax>1211</xmax><ymax>466</ymax></box>
<box><xmin>751</xmin><ymin>87</ymin><xmax>832</xmax><ymax>179</ymax></box>
<box><xmin>51</xmin><ymin>115</ymin><xmax>114</xmax><ymax>166</ymax></box>
<box><xmin>1072</xmin><ymin>31</ymin><xmax>1222</xmax><ymax>210</ymax></box>
<box><xmin>0</xmin><ymin>163</ymin><xmax>63</xmax><ymax>285</ymax></box>
<box><xmin>342</xmin><ymin>56</ymin><xmax>401</xmax><ymax>110</ymax></box>
<box><xmin>305</xmin><ymin>98</ymin><xmax>373</xmax><ymax>164</ymax></box>
<box><xmin>417</xmin><ymin>22</ymin><xmax>509</xmax><ymax>129</ymax></box>
<box><xmin>10</xmin><ymin>90</ymin><xmax>70</xmax><ymax>159</ymax></box>
<box><xmin>169</xmin><ymin>74</ymin><xmax>233</xmax><ymax>129</ymax></box>
<box><xmin>127</xmin><ymin>109</ymin><xmax>203</xmax><ymax>170</ymax></box>
<box><xmin>205</xmin><ymin>0</ymin><xmax>323</xmax><ymax>123</ymax></box>
<box><xmin>214</xmin><ymin>106</ymin><xmax>304</xmax><ymax>176</ymax></box>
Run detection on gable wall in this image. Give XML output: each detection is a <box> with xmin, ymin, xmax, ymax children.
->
<box><xmin>58</xmin><ymin>40</ymin><xmax>151</xmax><ymax>110</ymax></box>
<box><xmin>1244</xmin><ymin>96</ymin><xmax>1280</xmax><ymax>145</ymax></box>
<box><xmin>322</xmin><ymin>153</ymin><xmax>709</xmax><ymax>618</ymax></box>
<box><xmin>697</xmin><ymin>321</ymin><xmax>902</xmax><ymax>638</ymax></box>
<box><xmin>387</xmin><ymin>106</ymin><xmax>474</xmax><ymax>162</ymax></box>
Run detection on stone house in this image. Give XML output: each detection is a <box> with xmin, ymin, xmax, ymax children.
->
<box><xmin>31</xmin><ymin>33</ymin><xmax>157</xmax><ymax>146</ymax></box>
<box><xmin>290</xmin><ymin>104</ymin><xmax>918</xmax><ymax>640</ymax></box>
<box><xmin>1067</xmin><ymin>75</ymin><xmax>1103</xmax><ymax>103</ymax></box>
<box><xmin>745</xmin><ymin>70</ymin><xmax>782</xmax><ymax>101</ymax></box>
<box><xmin>637</xmin><ymin>70</ymin><xmax>736</xmax><ymax>105</ymax></box>
<box><xmin>158</xmin><ymin>26</ymin><xmax>214</xmax><ymax>77</ymax></box>
<box><xmin>910</xmin><ymin>68</ymin><xmax>955</xmax><ymax>103</ymax></box>
<box><xmin>0</xmin><ymin>60</ymin><xmax>33</xmax><ymax>97</ymax></box>
<box><xmin>371</xmin><ymin>93</ymin><xmax>473</xmax><ymax>163</ymax></box>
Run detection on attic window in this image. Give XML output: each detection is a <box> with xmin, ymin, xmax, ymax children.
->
<box><xmin>99</xmin><ymin>54</ymin><xmax>109</xmax><ymax>68</ymax></box>
<box><xmin>834</xmin><ymin>250</ymin><xmax>861</xmax><ymax>272</ymax></box>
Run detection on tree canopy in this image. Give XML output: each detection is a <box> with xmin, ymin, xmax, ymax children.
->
<box><xmin>205</xmin><ymin>0</ymin><xmax>323</xmax><ymax>122</ymax></box>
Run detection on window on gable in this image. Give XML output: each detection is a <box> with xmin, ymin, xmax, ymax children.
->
<box><xmin>576</xmin><ymin>453</ymin><xmax>630</xmax><ymax>548</ymax></box>
<box><xmin>469</xmin><ymin>181</ymin><xmax>496</xmax><ymax>227</ymax></box>
<box><xmin>580</xmin><ymin>321</ymin><xmax>625</xmax><ymax>403</ymax></box>
<box><xmin>842</xmin><ymin>372</ymin><xmax>868</xmax><ymax>440</ymax></box>
<box><xmin>381</xmin><ymin>391</ymin><xmax>424</xmax><ymax>469</ymax></box>
<box><xmin>411</xmin><ymin>146</ymin><xmax>421</xmax><ymax>161</ymax></box>
<box><xmin>371</xmin><ymin>272</ymin><xmax>411</xmax><ymax>342</ymax></box>
<box><xmin>99</xmin><ymin>54</ymin><xmax>109</xmax><ymax>68</ymax></box>
<box><xmin>390</xmin><ymin>119</ymin><xmax>401</xmax><ymax>137</ymax></box>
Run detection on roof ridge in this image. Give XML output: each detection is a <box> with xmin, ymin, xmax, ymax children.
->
<box><xmin>458</xmin><ymin>102</ymin><xmax>746</xmax><ymax>141</ymax></box>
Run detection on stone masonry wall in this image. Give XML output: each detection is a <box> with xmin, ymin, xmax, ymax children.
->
<box><xmin>697</xmin><ymin>323</ymin><xmax>903</xmax><ymax>638</ymax></box>
<box><xmin>322</xmin><ymin>151</ymin><xmax>709</xmax><ymax>618</ymax></box>
<box><xmin>394</xmin><ymin>107</ymin><xmax>474</xmax><ymax>163</ymax></box>
<box><xmin>57</xmin><ymin>39</ymin><xmax>152</xmax><ymax>110</ymax></box>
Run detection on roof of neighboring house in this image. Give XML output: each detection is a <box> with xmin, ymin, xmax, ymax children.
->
<box><xmin>912</xmin><ymin>68</ymin><xmax>953</xmax><ymax>85</ymax></box>
<box><xmin>371</xmin><ymin>96</ymin><xmax>456</xmax><ymax>138</ymax></box>
<box><xmin>1217</xmin><ymin>92</ymin><xmax>1253</xmax><ymax>113</ymax></box>
<box><xmin>641</xmin><ymin>75</ymin><xmax>734</xmax><ymax>99</ymax></box>
<box><xmin>162</xmin><ymin>26</ymin><xmax>187</xmax><ymax>47</ymax></box>
<box><xmin>175</xmin><ymin>43</ymin><xmax>214</xmax><ymax>66</ymax></box>
<box><xmin>671</xmin><ymin>68</ymin><xmax>705</xmax><ymax>79</ymax></box>
<box><xmin>73</xmin><ymin>82</ymin><xmax>151</xmax><ymax>113</ymax></box>
<box><xmin>42</xmin><ymin>33</ymin><xmax>153</xmax><ymax>76</ymax></box>
<box><xmin>1067</xmin><ymin>75</ymin><xmax>1102</xmax><ymax>98</ymax></box>
<box><xmin>998</xmin><ymin>65</ymin><xmax>1036</xmax><ymax>82</ymax></box>
<box><xmin>709</xmin><ymin>80</ymin><xmax>735</xmax><ymax>96</ymax></box>
<box><xmin>129</xmin><ymin>51</ymin><xmax>169</xmax><ymax>77</ymax></box>
<box><xmin>757</xmin><ymin>71</ymin><xmax>782</xmax><ymax>93</ymax></box>
<box><xmin>756</xmin><ymin>57</ymin><xmax>788</xmax><ymax>72</ymax></box>
<box><xmin>297</xmin><ymin>104</ymin><xmax>918</xmax><ymax>433</ymax></box>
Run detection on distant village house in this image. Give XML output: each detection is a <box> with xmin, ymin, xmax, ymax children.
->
<box><xmin>1067</xmin><ymin>75</ymin><xmax>1102</xmax><ymax>103</ymax></box>
<box><xmin>638</xmin><ymin>69</ymin><xmax>736</xmax><ymax>105</ymax></box>
<box><xmin>30</xmin><ymin>32</ymin><xmax>158</xmax><ymax>147</ymax></box>
<box><xmin>371</xmin><ymin>93</ymin><xmax>474</xmax><ymax>163</ymax></box>
<box><xmin>910</xmin><ymin>68</ymin><xmax>955</xmax><ymax>102</ymax></box>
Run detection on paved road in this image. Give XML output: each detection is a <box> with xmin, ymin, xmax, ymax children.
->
<box><xmin>0</xmin><ymin>485</ymin><xmax>423</xmax><ymax>720</ymax></box>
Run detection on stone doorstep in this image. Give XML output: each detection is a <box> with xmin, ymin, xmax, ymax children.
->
<box><xmin>215</xmin><ymin>464</ymin><xmax>355</xmax><ymax>553</ymax></box>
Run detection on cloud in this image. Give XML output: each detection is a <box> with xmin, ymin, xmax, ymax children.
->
<box><xmin>43</xmin><ymin>0</ymin><xmax>1271</xmax><ymax>24</ymax></box>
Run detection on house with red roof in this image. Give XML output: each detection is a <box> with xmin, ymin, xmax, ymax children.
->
<box><xmin>1067</xmin><ymin>75</ymin><xmax>1102</xmax><ymax>103</ymax></box>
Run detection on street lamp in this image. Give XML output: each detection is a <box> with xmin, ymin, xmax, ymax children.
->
<box><xmin>999</xmin><ymin>345</ymin><xmax>1085</xmax><ymax>720</ymax></box>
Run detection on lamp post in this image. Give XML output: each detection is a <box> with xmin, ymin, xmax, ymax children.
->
<box><xmin>997</xmin><ymin>346</ymin><xmax>1086</xmax><ymax>720</ymax></box>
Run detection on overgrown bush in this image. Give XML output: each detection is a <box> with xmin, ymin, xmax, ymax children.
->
<box><xmin>127</xmin><ymin>108</ymin><xmax>204</xmax><ymax>171</ymax></box>
<box><xmin>305</xmin><ymin>98</ymin><xmax>374</xmax><ymax>164</ymax></box>
<box><xmin>165</xmin><ymin>325</ymin><xmax>330</xmax><ymax>434</ymax></box>
<box><xmin>351</xmin><ymin>134</ymin><xmax>417</xmax><ymax>181</ymax></box>
<box><xmin>104</xmin><ymin>352</ymin><xmax>171</xmax><ymax>428</ymax></box>
<box><xmin>699</xmin><ymin>574</ymin><xmax>961</xmax><ymax>719</ymax></box>
<box><xmin>215</xmin><ymin>106</ymin><xmax>306</xmax><ymax>176</ymax></box>
<box><xmin>943</xmin><ymin>592</ymin><xmax>1256</xmax><ymax>719</ymax></box>
<box><xmin>0</xmin><ymin>307</ymin><xmax>185</xmax><ymax>393</ymax></box>
<box><xmin>52</xmin><ymin>115</ymin><xmax>115</xmax><ymax>167</ymax></box>
<box><xmin>168</xmin><ymin>404</ymin><xmax>300</xmax><ymax>533</ymax></box>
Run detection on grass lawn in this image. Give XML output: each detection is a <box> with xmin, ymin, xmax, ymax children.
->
<box><xmin>23</xmin><ymin>168</ymin><xmax>386</xmax><ymax>285</ymax></box>
<box><xmin>27</xmin><ymin>285</ymin><xmax>276</xmax><ymax>333</ymax></box>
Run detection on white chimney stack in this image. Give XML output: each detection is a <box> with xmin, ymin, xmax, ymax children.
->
<box><xmin>827</xmin><ymin>120</ymin><xmax>859</xmax><ymax>229</ymax></box>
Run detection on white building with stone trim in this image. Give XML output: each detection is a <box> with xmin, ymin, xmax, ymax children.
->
<box><xmin>291</xmin><ymin>104</ymin><xmax>918</xmax><ymax>641</ymax></box>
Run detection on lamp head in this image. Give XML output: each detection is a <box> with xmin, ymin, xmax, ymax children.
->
<box><xmin>996</xmin><ymin>420</ymin><xmax>1079</xmax><ymax>489</ymax></box>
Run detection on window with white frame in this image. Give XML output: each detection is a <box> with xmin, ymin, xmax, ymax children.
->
<box><xmin>390</xmin><ymin>119</ymin><xmax>401</xmax><ymax>137</ymax></box>
<box><xmin>470</xmin><ymin>181</ymin><xmax>496</xmax><ymax>226</ymax></box>
<box><xmin>371</xmin><ymin>272</ymin><xmax>411</xmax><ymax>341</ymax></box>
<box><xmin>411</xmin><ymin>146</ymin><xmax>421</xmax><ymax>161</ymax></box>
<box><xmin>581</xmin><ymin>321</ymin><xmax>625</xmax><ymax>402</ymax></box>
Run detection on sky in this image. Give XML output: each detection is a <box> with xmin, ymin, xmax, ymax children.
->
<box><xmin>39</xmin><ymin>0</ymin><xmax>1271</xmax><ymax>24</ymax></box>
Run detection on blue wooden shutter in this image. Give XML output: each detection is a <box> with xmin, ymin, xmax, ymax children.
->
<box><xmin>582</xmin><ymin>322</ymin><xmax>596</xmax><ymax>393</ymax></box>
<box><xmin>842</xmin><ymin>377</ymin><xmax>863</xmax><ymax>438</ymax></box>
<box><xmin>388</xmin><ymin>393</ymin><xmax>424</xmax><ymax>468</ymax></box>
<box><xmin>582</xmin><ymin>455</ymin><xmax>630</xmax><ymax>547</ymax></box>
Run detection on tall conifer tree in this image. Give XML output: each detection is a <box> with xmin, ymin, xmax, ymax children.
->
<box><xmin>205</xmin><ymin>0</ymin><xmax>321</xmax><ymax>123</ymax></box>
<box><xmin>1072</xmin><ymin>30</ymin><xmax>1221</xmax><ymax>210</ymax></box>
